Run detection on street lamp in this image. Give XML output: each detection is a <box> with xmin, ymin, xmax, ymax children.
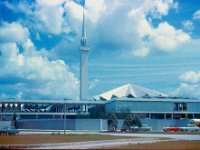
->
<box><xmin>64</xmin><ymin>100</ymin><xmax>66</xmax><ymax>135</ymax></box>
<box><xmin>63</xmin><ymin>98</ymin><xmax>71</xmax><ymax>135</ymax></box>
<box><xmin>0</xmin><ymin>103</ymin><xmax>2</xmax><ymax>130</ymax></box>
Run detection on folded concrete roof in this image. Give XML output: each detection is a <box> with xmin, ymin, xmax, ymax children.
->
<box><xmin>93</xmin><ymin>83</ymin><xmax>168</xmax><ymax>100</ymax></box>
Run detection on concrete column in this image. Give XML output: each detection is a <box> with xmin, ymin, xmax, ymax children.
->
<box><xmin>85</xmin><ymin>105</ymin><xmax>88</xmax><ymax>112</ymax></box>
<box><xmin>81</xmin><ymin>105</ymin><xmax>85</xmax><ymax>112</ymax></box>
<box><xmin>149</xmin><ymin>114</ymin><xmax>151</xmax><ymax>119</ymax></box>
<box><xmin>100</xmin><ymin>119</ymin><xmax>103</xmax><ymax>131</ymax></box>
<box><xmin>185</xmin><ymin>113</ymin><xmax>188</xmax><ymax>119</ymax></box>
<box><xmin>18</xmin><ymin>114</ymin><xmax>20</xmax><ymax>119</ymax></box>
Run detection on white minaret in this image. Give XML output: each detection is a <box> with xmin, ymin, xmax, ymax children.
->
<box><xmin>80</xmin><ymin>8</ymin><xmax>90</xmax><ymax>101</ymax></box>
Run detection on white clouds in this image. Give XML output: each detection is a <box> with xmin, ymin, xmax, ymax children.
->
<box><xmin>0</xmin><ymin>43</ymin><xmax>19</xmax><ymax>65</ymax></box>
<box><xmin>172</xmin><ymin>71</ymin><xmax>200</xmax><ymax>98</ymax></box>
<box><xmin>193</xmin><ymin>9</ymin><xmax>200</xmax><ymax>20</ymax></box>
<box><xmin>133</xmin><ymin>47</ymin><xmax>149</xmax><ymax>57</ymax></box>
<box><xmin>1</xmin><ymin>0</ymin><xmax>198</xmax><ymax>99</ymax></box>
<box><xmin>179</xmin><ymin>71</ymin><xmax>200</xmax><ymax>84</ymax></box>
<box><xmin>31</xmin><ymin>0</ymin><xmax>106</xmax><ymax>35</ymax></box>
<box><xmin>37</xmin><ymin>0</ymin><xmax>65</xmax><ymax>6</ymax></box>
<box><xmin>4</xmin><ymin>1</ymin><xmax>32</xmax><ymax>14</ymax></box>
<box><xmin>4</xmin><ymin>0</ymin><xmax>67</xmax><ymax>35</ymax></box>
<box><xmin>65</xmin><ymin>1</ymin><xmax>83</xmax><ymax>21</ymax></box>
<box><xmin>173</xmin><ymin>83</ymin><xmax>200</xmax><ymax>98</ymax></box>
<box><xmin>0</xmin><ymin>22</ymin><xmax>79</xmax><ymax>99</ymax></box>
<box><xmin>34</xmin><ymin>0</ymin><xmax>65</xmax><ymax>34</ymax></box>
<box><xmin>0</xmin><ymin>22</ymin><xmax>29</xmax><ymax>44</ymax></box>
<box><xmin>85</xmin><ymin>0</ymin><xmax>106</xmax><ymax>23</ymax></box>
<box><xmin>19</xmin><ymin>57</ymin><xmax>79</xmax><ymax>99</ymax></box>
<box><xmin>128</xmin><ymin>1</ymin><xmax>190</xmax><ymax>56</ymax></box>
<box><xmin>89</xmin><ymin>79</ymin><xmax>99</xmax><ymax>90</ymax></box>
<box><xmin>129</xmin><ymin>0</ymin><xmax>176</xmax><ymax>19</ymax></box>
<box><xmin>151</xmin><ymin>22</ymin><xmax>190</xmax><ymax>51</ymax></box>
<box><xmin>65</xmin><ymin>0</ymin><xmax>106</xmax><ymax>23</ymax></box>
<box><xmin>2</xmin><ymin>0</ymin><xmax>192</xmax><ymax>58</ymax></box>
<box><xmin>182</xmin><ymin>20</ymin><xmax>194</xmax><ymax>31</ymax></box>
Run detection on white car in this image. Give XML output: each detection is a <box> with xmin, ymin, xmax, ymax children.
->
<box><xmin>129</xmin><ymin>124</ymin><xmax>152</xmax><ymax>132</ymax></box>
<box><xmin>180</xmin><ymin>127</ymin><xmax>200</xmax><ymax>132</ymax></box>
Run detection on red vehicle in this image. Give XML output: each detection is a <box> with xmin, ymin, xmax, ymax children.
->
<box><xmin>163</xmin><ymin>127</ymin><xmax>180</xmax><ymax>132</ymax></box>
<box><xmin>163</xmin><ymin>119</ymin><xmax>200</xmax><ymax>132</ymax></box>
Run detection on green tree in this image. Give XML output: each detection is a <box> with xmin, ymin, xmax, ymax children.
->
<box><xmin>107</xmin><ymin>113</ymin><xmax>118</xmax><ymax>131</ymax></box>
<box><xmin>123</xmin><ymin>113</ymin><xmax>142</xmax><ymax>129</ymax></box>
<box><xmin>132</xmin><ymin>116</ymin><xmax>142</xmax><ymax>127</ymax></box>
<box><xmin>123</xmin><ymin>113</ymin><xmax>133</xmax><ymax>129</ymax></box>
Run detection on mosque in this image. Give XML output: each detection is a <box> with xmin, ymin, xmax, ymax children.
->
<box><xmin>0</xmin><ymin>8</ymin><xmax>199</xmax><ymax>131</ymax></box>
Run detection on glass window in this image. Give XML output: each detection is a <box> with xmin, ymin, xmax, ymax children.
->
<box><xmin>174</xmin><ymin>103</ymin><xmax>187</xmax><ymax>111</ymax></box>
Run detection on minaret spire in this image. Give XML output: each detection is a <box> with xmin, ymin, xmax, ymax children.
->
<box><xmin>80</xmin><ymin>6</ymin><xmax>90</xmax><ymax>101</ymax></box>
<box><xmin>81</xmin><ymin>7</ymin><xmax>87</xmax><ymax>47</ymax></box>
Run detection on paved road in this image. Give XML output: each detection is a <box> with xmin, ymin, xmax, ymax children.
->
<box><xmin>32</xmin><ymin>138</ymin><xmax>176</xmax><ymax>149</ymax></box>
<box><xmin>15</xmin><ymin>131</ymin><xmax>200</xmax><ymax>149</ymax></box>
<box><xmin>20</xmin><ymin>130</ymin><xmax>200</xmax><ymax>140</ymax></box>
<box><xmin>100</xmin><ymin>132</ymin><xmax>200</xmax><ymax>140</ymax></box>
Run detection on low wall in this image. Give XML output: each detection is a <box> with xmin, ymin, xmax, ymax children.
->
<box><xmin>16</xmin><ymin>119</ymin><xmax>75</xmax><ymax>130</ymax></box>
<box><xmin>16</xmin><ymin>118</ymin><xmax>190</xmax><ymax>131</ymax></box>
<box><xmin>0</xmin><ymin>121</ymin><xmax>12</xmax><ymax>129</ymax></box>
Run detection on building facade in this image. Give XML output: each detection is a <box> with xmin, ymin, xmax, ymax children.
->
<box><xmin>105</xmin><ymin>98</ymin><xmax>200</xmax><ymax>120</ymax></box>
<box><xmin>0</xmin><ymin>96</ymin><xmax>200</xmax><ymax>130</ymax></box>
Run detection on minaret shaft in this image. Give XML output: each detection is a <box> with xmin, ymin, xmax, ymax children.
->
<box><xmin>80</xmin><ymin>51</ymin><xmax>88</xmax><ymax>100</ymax></box>
<box><xmin>80</xmin><ymin>7</ymin><xmax>89</xmax><ymax>101</ymax></box>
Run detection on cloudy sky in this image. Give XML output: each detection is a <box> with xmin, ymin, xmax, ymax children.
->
<box><xmin>0</xmin><ymin>0</ymin><xmax>200</xmax><ymax>100</ymax></box>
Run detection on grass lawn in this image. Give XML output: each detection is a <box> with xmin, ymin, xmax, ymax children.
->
<box><xmin>111</xmin><ymin>140</ymin><xmax>200</xmax><ymax>150</ymax></box>
<box><xmin>0</xmin><ymin>134</ymin><xmax>134</xmax><ymax>145</ymax></box>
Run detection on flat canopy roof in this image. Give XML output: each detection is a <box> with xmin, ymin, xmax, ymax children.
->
<box><xmin>0</xmin><ymin>99</ymin><xmax>105</xmax><ymax>105</ymax></box>
<box><xmin>105</xmin><ymin>98</ymin><xmax>200</xmax><ymax>103</ymax></box>
<box><xmin>0</xmin><ymin>98</ymin><xmax>199</xmax><ymax>105</ymax></box>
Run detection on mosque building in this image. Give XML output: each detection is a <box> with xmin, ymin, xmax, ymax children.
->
<box><xmin>0</xmin><ymin>7</ymin><xmax>199</xmax><ymax>131</ymax></box>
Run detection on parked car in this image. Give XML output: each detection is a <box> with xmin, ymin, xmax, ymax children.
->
<box><xmin>121</xmin><ymin>126</ymin><xmax>128</xmax><ymax>132</ymax></box>
<box><xmin>130</xmin><ymin>124</ymin><xmax>152</xmax><ymax>132</ymax></box>
<box><xmin>0</xmin><ymin>126</ymin><xmax>19</xmax><ymax>135</ymax></box>
<box><xmin>121</xmin><ymin>124</ymin><xmax>152</xmax><ymax>132</ymax></box>
<box><xmin>163</xmin><ymin>127</ymin><xmax>180</xmax><ymax>132</ymax></box>
<box><xmin>163</xmin><ymin>126</ymin><xmax>200</xmax><ymax>132</ymax></box>
<box><xmin>139</xmin><ymin>124</ymin><xmax>152</xmax><ymax>132</ymax></box>
<box><xmin>180</xmin><ymin>127</ymin><xmax>200</xmax><ymax>132</ymax></box>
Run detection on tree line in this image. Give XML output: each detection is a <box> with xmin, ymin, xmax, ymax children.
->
<box><xmin>107</xmin><ymin>112</ymin><xmax>142</xmax><ymax>131</ymax></box>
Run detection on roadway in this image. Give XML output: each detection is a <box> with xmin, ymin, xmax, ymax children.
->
<box><xmin>19</xmin><ymin>130</ymin><xmax>200</xmax><ymax>140</ymax></box>
<box><xmin>4</xmin><ymin>131</ymin><xmax>199</xmax><ymax>149</ymax></box>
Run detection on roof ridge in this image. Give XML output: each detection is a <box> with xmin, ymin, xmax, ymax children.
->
<box><xmin>93</xmin><ymin>83</ymin><xmax>168</xmax><ymax>100</ymax></box>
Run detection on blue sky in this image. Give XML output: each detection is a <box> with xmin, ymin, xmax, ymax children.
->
<box><xmin>0</xmin><ymin>0</ymin><xmax>200</xmax><ymax>100</ymax></box>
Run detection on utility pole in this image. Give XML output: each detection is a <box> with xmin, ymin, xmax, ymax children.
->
<box><xmin>64</xmin><ymin>99</ymin><xmax>66</xmax><ymax>135</ymax></box>
<box><xmin>63</xmin><ymin>98</ymin><xmax>71</xmax><ymax>135</ymax></box>
<box><xmin>0</xmin><ymin>103</ymin><xmax>2</xmax><ymax>130</ymax></box>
